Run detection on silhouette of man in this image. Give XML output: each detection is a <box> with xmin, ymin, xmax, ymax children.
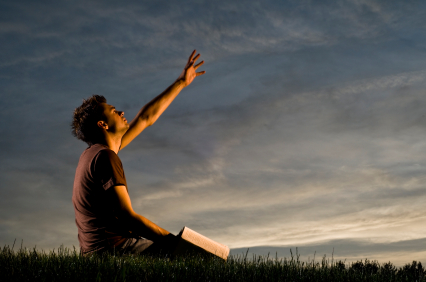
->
<box><xmin>71</xmin><ymin>50</ymin><xmax>205</xmax><ymax>256</ymax></box>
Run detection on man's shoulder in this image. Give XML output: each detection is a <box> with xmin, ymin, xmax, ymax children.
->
<box><xmin>81</xmin><ymin>144</ymin><xmax>114</xmax><ymax>158</ymax></box>
<box><xmin>74</xmin><ymin>144</ymin><xmax>125</xmax><ymax>188</ymax></box>
<box><xmin>77</xmin><ymin>144</ymin><xmax>117</xmax><ymax>168</ymax></box>
<box><xmin>85</xmin><ymin>144</ymin><xmax>111</xmax><ymax>154</ymax></box>
<box><xmin>87</xmin><ymin>145</ymin><xmax>124</xmax><ymax>172</ymax></box>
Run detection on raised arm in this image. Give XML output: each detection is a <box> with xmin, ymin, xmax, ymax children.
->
<box><xmin>120</xmin><ymin>50</ymin><xmax>205</xmax><ymax>150</ymax></box>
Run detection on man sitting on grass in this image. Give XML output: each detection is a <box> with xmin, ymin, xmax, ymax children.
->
<box><xmin>71</xmin><ymin>50</ymin><xmax>205</xmax><ymax>256</ymax></box>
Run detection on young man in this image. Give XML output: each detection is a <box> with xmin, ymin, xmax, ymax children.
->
<box><xmin>71</xmin><ymin>50</ymin><xmax>205</xmax><ymax>256</ymax></box>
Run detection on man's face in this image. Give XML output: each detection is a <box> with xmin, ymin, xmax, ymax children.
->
<box><xmin>100</xmin><ymin>103</ymin><xmax>129</xmax><ymax>134</ymax></box>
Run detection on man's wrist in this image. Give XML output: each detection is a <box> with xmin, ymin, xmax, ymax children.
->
<box><xmin>173</xmin><ymin>78</ymin><xmax>186</xmax><ymax>89</ymax></box>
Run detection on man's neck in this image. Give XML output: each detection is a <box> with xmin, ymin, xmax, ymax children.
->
<box><xmin>100</xmin><ymin>133</ymin><xmax>122</xmax><ymax>154</ymax></box>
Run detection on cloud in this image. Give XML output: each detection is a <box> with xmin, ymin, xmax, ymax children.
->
<box><xmin>116</xmin><ymin>62</ymin><xmax>426</xmax><ymax>251</ymax></box>
<box><xmin>3</xmin><ymin>0</ymin><xmax>422</xmax><ymax>73</ymax></box>
<box><xmin>1</xmin><ymin>0</ymin><xmax>426</xmax><ymax>266</ymax></box>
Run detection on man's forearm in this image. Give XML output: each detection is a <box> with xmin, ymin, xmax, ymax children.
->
<box><xmin>126</xmin><ymin>211</ymin><xmax>171</xmax><ymax>241</ymax></box>
<box><xmin>119</xmin><ymin>80</ymin><xmax>185</xmax><ymax>150</ymax></box>
<box><xmin>137</xmin><ymin>79</ymin><xmax>185</xmax><ymax>126</ymax></box>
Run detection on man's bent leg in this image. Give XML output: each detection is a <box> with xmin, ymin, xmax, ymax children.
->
<box><xmin>106</xmin><ymin>234</ymin><xmax>178</xmax><ymax>257</ymax></box>
<box><xmin>112</xmin><ymin>238</ymin><xmax>154</xmax><ymax>255</ymax></box>
<box><xmin>137</xmin><ymin>234</ymin><xmax>179</xmax><ymax>257</ymax></box>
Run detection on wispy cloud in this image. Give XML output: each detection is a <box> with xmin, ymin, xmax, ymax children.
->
<box><xmin>1</xmin><ymin>0</ymin><xmax>426</xmax><ymax>265</ymax></box>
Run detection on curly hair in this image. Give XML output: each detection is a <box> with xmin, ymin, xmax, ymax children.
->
<box><xmin>71</xmin><ymin>95</ymin><xmax>107</xmax><ymax>145</ymax></box>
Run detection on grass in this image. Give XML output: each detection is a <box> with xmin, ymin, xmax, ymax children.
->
<box><xmin>1</xmin><ymin>244</ymin><xmax>425</xmax><ymax>281</ymax></box>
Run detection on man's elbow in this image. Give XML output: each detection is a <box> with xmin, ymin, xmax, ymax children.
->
<box><xmin>115</xmin><ymin>209</ymin><xmax>137</xmax><ymax>223</ymax></box>
<box><xmin>138</xmin><ymin>115</ymin><xmax>154</xmax><ymax>127</ymax></box>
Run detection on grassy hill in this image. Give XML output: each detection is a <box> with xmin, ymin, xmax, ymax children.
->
<box><xmin>1</xmin><ymin>245</ymin><xmax>425</xmax><ymax>281</ymax></box>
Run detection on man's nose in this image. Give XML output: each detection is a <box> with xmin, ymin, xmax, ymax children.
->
<box><xmin>119</xmin><ymin>111</ymin><xmax>124</xmax><ymax>116</ymax></box>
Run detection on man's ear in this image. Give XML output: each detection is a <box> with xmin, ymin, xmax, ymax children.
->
<box><xmin>97</xmin><ymin>121</ymin><xmax>108</xmax><ymax>130</ymax></box>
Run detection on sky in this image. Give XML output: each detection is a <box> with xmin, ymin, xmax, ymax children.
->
<box><xmin>1</xmin><ymin>0</ymin><xmax>426</xmax><ymax>266</ymax></box>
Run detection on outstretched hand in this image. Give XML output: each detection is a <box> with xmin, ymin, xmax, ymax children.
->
<box><xmin>176</xmin><ymin>50</ymin><xmax>205</xmax><ymax>87</ymax></box>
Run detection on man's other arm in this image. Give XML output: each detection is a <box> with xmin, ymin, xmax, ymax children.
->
<box><xmin>119</xmin><ymin>50</ymin><xmax>205</xmax><ymax>150</ymax></box>
<box><xmin>111</xmin><ymin>185</ymin><xmax>171</xmax><ymax>240</ymax></box>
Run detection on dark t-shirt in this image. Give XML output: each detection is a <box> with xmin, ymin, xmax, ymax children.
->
<box><xmin>72</xmin><ymin>144</ymin><xmax>131</xmax><ymax>254</ymax></box>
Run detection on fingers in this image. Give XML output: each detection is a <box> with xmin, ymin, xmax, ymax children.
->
<box><xmin>187</xmin><ymin>50</ymin><xmax>196</xmax><ymax>64</ymax></box>
<box><xmin>192</xmin><ymin>53</ymin><xmax>201</xmax><ymax>63</ymax></box>
<box><xmin>187</xmin><ymin>50</ymin><xmax>202</xmax><ymax>66</ymax></box>
<box><xmin>185</xmin><ymin>50</ymin><xmax>205</xmax><ymax>77</ymax></box>
<box><xmin>194</xmin><ymin>60</ymin><xmax>204</xmax><ymax>70</ymax></box>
